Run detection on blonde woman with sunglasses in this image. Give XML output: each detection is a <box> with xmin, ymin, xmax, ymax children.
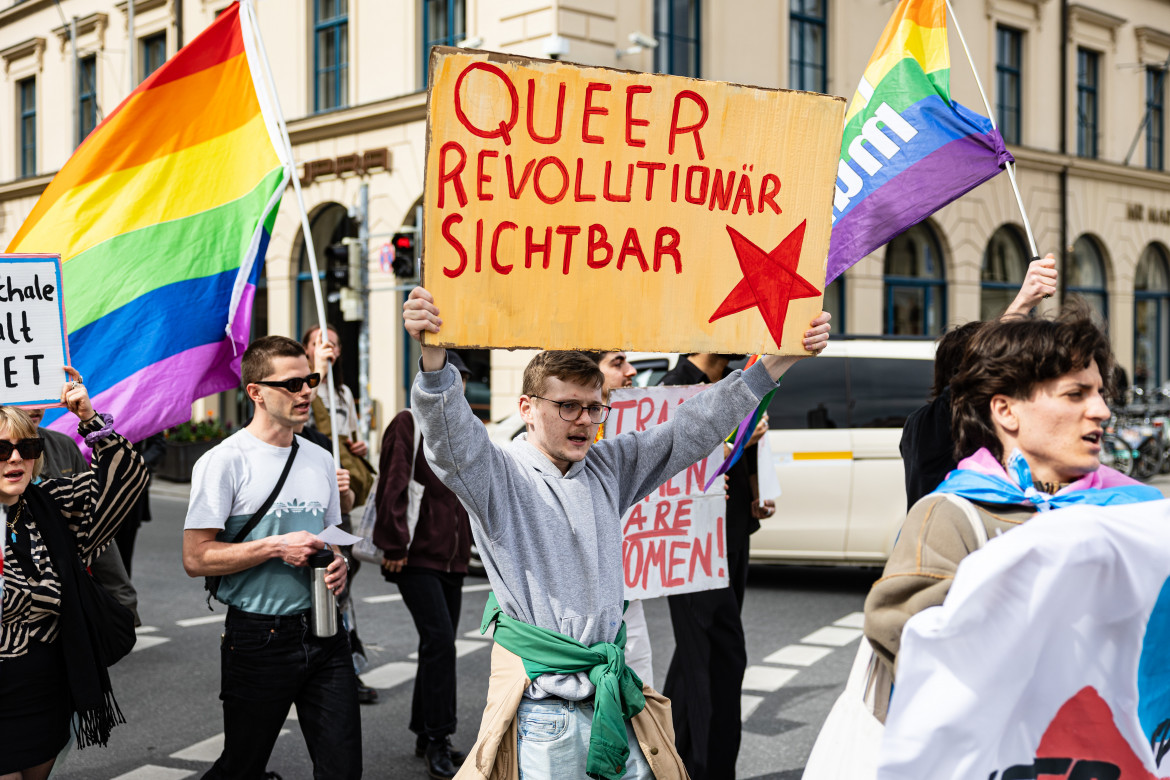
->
<box><xmin>0</xmin><ymin>368</ymin><xmax>149</xmax><ymax>780</ymax></box>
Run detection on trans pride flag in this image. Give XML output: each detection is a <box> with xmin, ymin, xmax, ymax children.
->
<box><xmin>6</xmin><ymin>2</ymin><xmax>289</xmax><ymax>444</ymax></box>
<box><xmin>826</xmin><ymin>0</ymin><xmax>1012</xmax><ymax>282</ymax></box>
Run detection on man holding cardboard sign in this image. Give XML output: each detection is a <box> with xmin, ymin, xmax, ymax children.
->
<box><xmin>403</xmin><ymin>287</ymin><xmax>829</xmax><ymax>779</ymax></box>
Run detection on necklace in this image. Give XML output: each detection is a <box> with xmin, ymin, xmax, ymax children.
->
<box><xmin>5</xmin><ymin>499</ymin><xmax>23</xmax><ymax>543</ymax></box>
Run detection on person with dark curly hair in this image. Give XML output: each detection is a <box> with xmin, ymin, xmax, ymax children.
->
<box><xmin>864</xmin><ymin>302</ymin><xmax>1163</xmax><ymax>721</ymax></box>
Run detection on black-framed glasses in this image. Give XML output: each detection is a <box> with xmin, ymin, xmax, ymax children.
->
<box><xmin>253</xmin><ymin>373</ymin><xmax>321</xmax><ymax>393</ymax></box>
<box><xmin>0</xmin><ymin>438</ymin><xmax>43</xmax><ymax>461</ymax></box>
<box><xmin>529</xmin><ymin>395</ymin><xmax>611</xmax><ymax>424</ymax></box>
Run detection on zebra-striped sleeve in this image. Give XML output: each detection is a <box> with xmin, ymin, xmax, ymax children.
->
<box><xmin>42</xmin><ymin>418</ymin><xmax>150</xmax><ymax>566</ymax></box>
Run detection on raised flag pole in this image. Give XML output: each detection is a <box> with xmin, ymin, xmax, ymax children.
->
<box><xmin>240</xmin><ymin>0</ymin><xmax>341</xmax><ymax>466</ymax></box>
<box><xmin>943</xmin><ymin>0</ymin><xmax>1039</xmax><ymax>258</ymax></box>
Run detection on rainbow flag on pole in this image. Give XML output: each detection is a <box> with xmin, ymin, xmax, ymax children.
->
<box><xmin>826</xmin><ymin>0</ymin><xmax>1012</xmax><ymax>282</ymax></box>
<box><xmin>5</xmin><ymin>2</ymin><xmax>289</xmax><ymax>444</ymax></box>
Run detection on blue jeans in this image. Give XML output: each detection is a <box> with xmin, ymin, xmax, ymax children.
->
<box><xmin>516</xmin><ymin>698</ymin><xmax>652</xmax><ymax>780</ymax></box>
<box><xmin>202</xmin><ymin>607</ymin><xmax>362</xmax><ymax>780</ymax></box>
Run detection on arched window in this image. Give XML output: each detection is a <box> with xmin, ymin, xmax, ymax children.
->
<box><xmin>1066</xmin><ymin>234</ymin><xmax>1109</xmax><ymax>321</ymax></box>
<box><xmin>884</xmin><ymin>223</ymin><xmax>946</xmax><ymax>336</ymax></box>
<box><xmin>295</xmin><ymin>202</ymin><xmax>359</xmax><ymax>393</ymax></box>
<box><xmin>1134</xmin><ymin>244</ymin><xmax>1170</xmax><ymax>392</ymax></box>
<box><xmin>981</xmin><ymin>225</ymin><xmax>1029</xmax><ymax>320</ymax></box>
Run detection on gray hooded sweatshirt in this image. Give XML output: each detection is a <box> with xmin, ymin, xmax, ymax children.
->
<box><xmin>412</xmin><ymin>358</ymin><xmax>779</xmax><ymax>700</ymax></box>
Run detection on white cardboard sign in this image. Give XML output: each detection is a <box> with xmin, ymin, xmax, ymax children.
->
<box><xmin>0</xmin><ymin>254</ymin><xmax>69</xmax><ymax>407</ymax></box>
<box><xmin>607</xmin><ymin>385</ymin><xmax>729</xmax><ymax>599</ymax></box>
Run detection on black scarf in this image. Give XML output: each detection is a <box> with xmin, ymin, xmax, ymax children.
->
<box><xmin>23</xmin><ymin>485</ymin><xmax>125</xmax><ymax>747</ymax></box>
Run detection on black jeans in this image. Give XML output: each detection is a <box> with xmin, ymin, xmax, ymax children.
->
<box><xmin>394</xmin><ymin>568</ymin><xmax>464</xmax><ymax>740</ymax></box>
<box><xmin>662</xmin><ymin>545</ymin><xmax>750</xmax><ymax>780</ymax></box>
<box><xmin>202</xmin><ymin>607</ymin><xmax>362</xmax><ymax>780</ymax></box>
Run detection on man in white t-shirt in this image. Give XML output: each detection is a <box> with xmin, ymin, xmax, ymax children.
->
<box><xmin>181</xmin><ymin>335</ymin><xmax>360</xmax><ymax>779</ymax></box>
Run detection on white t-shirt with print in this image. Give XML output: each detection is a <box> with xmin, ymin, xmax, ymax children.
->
<box><xmin>185</xmin><ymin>429</ymin><xmax>341</xmax><ymax>615</ymax></box>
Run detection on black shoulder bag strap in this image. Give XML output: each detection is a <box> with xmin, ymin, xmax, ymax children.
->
<box><xmin>204</xmin><ymin>438</ymin><xmax>300</xmax><ymax>608</ymax></box>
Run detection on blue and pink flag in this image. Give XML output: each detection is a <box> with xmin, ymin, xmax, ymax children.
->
<box><xmin>826</xmin><ymin>0</ymin><xmax>1013</xmax><ymax>283</ymax></box>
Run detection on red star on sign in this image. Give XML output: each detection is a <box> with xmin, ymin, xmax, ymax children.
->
<box><xmin>708</xmin><ymin>221</ymin><xmax>821</xmax><ymax>350</ymax></box>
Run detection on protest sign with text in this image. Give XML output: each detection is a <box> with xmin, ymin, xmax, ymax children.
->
<box><xmin>422</xmin><ymin>48</ymin><xmax>845</xmax><ymax>355</ymax></box>
<box><xmin>607</xmin><ymin>385</ymin><xmax>728</xmax><ymax>599</ymax></box>
<box><xmin>0</xmin><ymin>254</ymin><xmax>69</xmax><ymax>407</ymax></box>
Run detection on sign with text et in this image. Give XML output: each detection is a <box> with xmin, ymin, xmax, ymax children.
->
<box><xmin>422</xmin><ymin>48</ymin><xmax>845</xmax><ymax>354</ymax></box>
<box><xmin>0</xmin><ymin>254</ymin><xmax>69</xmax><ymax>407</ymax></box>
<box><xmin>607</xmin><ymin>385</ymin><xmax>728</xmax><ymax>599</ymax></box>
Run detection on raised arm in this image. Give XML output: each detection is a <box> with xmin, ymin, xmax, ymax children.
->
<box><xmin>402</xmin><ymin>287</ymin><xmax>517</xmax><ymax>537</ymax></box>
<box><xmin>45</xmin><ymin>368</ymin><xmax>149</xmax><ymax>564</ymax></box>
<box><xmin>1002</xmin><ymin>254</ymin><xmax>1058</xmax><ymax>319</ymax></box>
<box><xmin>601</xmin><ymin>313</ymin><xmax>831</xmax><ymax>511</ymax></box>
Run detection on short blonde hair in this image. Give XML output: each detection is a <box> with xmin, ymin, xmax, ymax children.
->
<box><xmin>0</xmin><ymin>407</ymin><xmax>43</xmax><ymax>479</ymax></box>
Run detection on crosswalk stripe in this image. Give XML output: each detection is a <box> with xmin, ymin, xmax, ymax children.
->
<box><xmin>175</xmin><ymin>615</ymin><xmax>224</xmax><ymax>628</ymax></box>
<box><xmin>362</xmin><ymin>661</ymin><xmax>418</xmax><ymax>690</ymax></box>
<box><xmin>799</xmin><ymin>626</ymin><xmax>863</xmax><ymax>647</ymax></box>
<box><xmin>741</xmin><ymin>665</ymin><xmax>799</xmax><ymax>693</ymax></box>
<box><xmin>833</xmin><ymin>611</ymin><xmax>866</xmax><ymax>629</ymax></box>
<box><xmin>135</xmin><ymin>626</ymin><xmax>160</xmax><ymax>634</ymax></box>
<box><xmin>110</xmin><ymin>766</ymin><xmax>195</xmax><ymax>780</ymax></box>
<box><xmin>762</xmin><ymin>644</ymin><xmax>832</xmax><ymax>667</ymax></box>
<box><xmin>408</xmin><ymin>638</ymin><xmax>489</xmax><ymax>661</ymax></box>
<box><xmin>362</xmin><ymin>593</ymin><xmax>403</xmax><ymax>604</ymax></box>
<box><xmin>132</xmin><ymin>636</ymin><xmax>171</xmax><ymax>653</ymax></box>
<box><xmin>741</xmin><ymin>694</ymin><xmax>765</xmax><ymax>722</ymax></box>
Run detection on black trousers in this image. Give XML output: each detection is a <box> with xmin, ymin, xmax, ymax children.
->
<box><xmin>203</xmin><ymin>608</ymin><xmax>362</xmax><ymax>780</ymax></box>
<box><xmin>395</xmin><ymin>568</ymin><xmax>464</xmax><ymax>740</ymax></box>
<box><xmin>663</xmin><ymin>545</ymin><xmax>750</xmax><ymax>780</ymax></box>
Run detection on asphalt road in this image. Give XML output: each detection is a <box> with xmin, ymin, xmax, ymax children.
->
<box><xmin>49</xmin><ymin>487</ymin><xmax>880</xmax><ymax>780</ymax></box>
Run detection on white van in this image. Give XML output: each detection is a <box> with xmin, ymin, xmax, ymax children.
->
<box><xmin>750</xmin><ymin>339</ymin><xmax>937</xmax><ymax>566</ymax></box>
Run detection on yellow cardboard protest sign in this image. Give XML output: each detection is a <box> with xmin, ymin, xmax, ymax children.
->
<box><xmin>422</xmin><ymin>48</ymin><xmax>845</xmax><ymax>354</ymax></box>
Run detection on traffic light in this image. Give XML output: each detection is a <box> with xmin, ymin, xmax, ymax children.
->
<box><xmin>324</xmin><ymin>242</ymin><xmax>350</xmax><ymax>285</ymax></box>
<box><xmin>391</xmin><ymin>232</ymin><xmax>416</xmax><ymax>278</ymax></box>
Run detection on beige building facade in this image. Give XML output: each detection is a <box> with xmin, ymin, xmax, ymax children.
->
<box><xmin>2</xmin><ymin>0</ymin><xmax>1169</xmax><ymax>438</ymax></box>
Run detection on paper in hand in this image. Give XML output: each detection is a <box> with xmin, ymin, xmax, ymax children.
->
<box><xmin>317</xmin><ymin>525</ymin><xmax>364</xmax><ymax>546</ymax></box>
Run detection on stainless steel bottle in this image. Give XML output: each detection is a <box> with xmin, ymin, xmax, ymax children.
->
<box><xmin>309</xmin><ymin>550</ymin><xmax>338</xmax><ymax>637</ymax></box>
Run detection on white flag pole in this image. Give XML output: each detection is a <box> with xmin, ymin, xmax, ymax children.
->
<box><xmin>240</xmin><ymin>0</ymin><xmax>340</xmax><ymax>466</ymax></box>
<box><xmin>943</xmin><ymin>0</ymin><xmax>1039</xmax><ymax>258</ymax></box>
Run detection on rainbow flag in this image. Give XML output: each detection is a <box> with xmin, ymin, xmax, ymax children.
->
<box><xmin>6</xmin><ymin>2</ymin><xmax>289</xmax><ymax>445</ymax></box>
<box><xmin>826</xmin><ymin>0</ymin><xmax>1012</xmax><ymax>282</ymax></box>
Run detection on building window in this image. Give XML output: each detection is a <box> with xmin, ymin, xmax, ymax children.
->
<box><xmin>884</xmin><ymin>222</ymin><xmax>946</xmax><ymax>336</ymax></box>
<box><xmin>140</xmin><ymin>32</ymin><xmax>167</xmax><ymax>82</ymax></box>
<box><xmin>1148</xmin><ymin>68</ymin><xmax>1165</xmax><ymax>171</ymax></box>
<box><xmin>78</xmin><ymin>55</ymin><xmax>98</xmax><ymax>145</ymax></box>
<box><xmin>996</xmin><ymin>26</ymin><xmax>1022</xmax><ymax>145</ymax></box>
<box><xmin>655</xmin><ymin>0</ymin><xmax>701</xmax><ymax>78</ymax></box>
<box><xmin>981</xmin><ymin>225</ymin><xmax>1029</xmax><ymax>320</ymax></box>
<box><xmin>1076</xmin><ymin>48</ymin><xmax>1099</xmax><ymax>158</ymax></box>
<box><xmin>1134</xmin><ymin>244</ymin><xmax>1170</xmax><ymax>393</ymax></box>
<box><xmin>1066</xmin><ymin>234</ymin><xmax>1108</xmax><ymax>322</ymax></box>
<box><xmin>18</xmin><ymin>77</ymin><xmax>35</xmax><ymax>178</ymax></box>
<box><xmin>314</xmin><ymin>0</ymin><xmax>348</xmax><ymax>112</ymax></box>
<box><xmin>422</xmin><ymin>0</ymin><xmax>465</xmax><ymax>88</ymax></box>
<box><xmin>789</xmin><ymin>0</ymin><xmax>826</xmax><ymax>93</ymax></box>
<box><xmin>823</xmin><ymin>276</ymin><xmax>845</xmax><ymax>334</ymax></box>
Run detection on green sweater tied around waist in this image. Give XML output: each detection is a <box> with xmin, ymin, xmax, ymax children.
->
<box><xmin>480</xmin><ymin>593</ymin><xmax>646</xmax><ymax>780</ymax></box>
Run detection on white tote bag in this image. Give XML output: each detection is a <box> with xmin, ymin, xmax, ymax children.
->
<box><xmin>802</xmin><ymin>494</ymin><xmax>988</xmax><ymax>780</ymax></box>
<box><xmin>353</xmin><ymin>410</ymin><xmax>425</xmax><ymax>565</ymax></box>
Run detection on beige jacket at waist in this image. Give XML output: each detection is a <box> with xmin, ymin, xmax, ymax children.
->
<box><xmin>455</xmin><ymin>642</ymin><xmax>689</xmax><ymax>780</ymax></box>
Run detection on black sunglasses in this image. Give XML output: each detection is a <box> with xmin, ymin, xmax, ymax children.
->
<box><xmin>253</xmin><ymin>373</ymin><xmax>321</xmax><ymax>393</ymax></box>
<box><xmin>0</xmin><ymin>438</ymin><xmax>44</xmax><ymax>461</ymax></box>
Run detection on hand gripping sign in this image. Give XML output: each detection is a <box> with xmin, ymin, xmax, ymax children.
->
<box><xmin>606</xmin><ymin>385</ymin><xmax>728</xmax><ymax>599</ymax></box>
<box><xmin>0</xmin><ymin>254</ymin><xmax>70</xmax><ymax>407</ymax></box>
<box><xmin>422</xmin><ymin>48</ymin><xmax>845</xmax><ymax>354</ymax></box>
